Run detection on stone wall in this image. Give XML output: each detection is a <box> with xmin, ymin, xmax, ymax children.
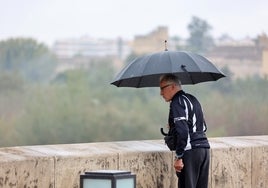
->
<box><xmin>0</xmin><ymin>136</ymin><xmax>267</xmax><ymax>188</ymax></box>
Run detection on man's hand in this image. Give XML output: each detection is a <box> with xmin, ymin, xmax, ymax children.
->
<box><xmin>174</xmin><ymin>158</ymin><xmax>184</xmax><ymax>172</ymax></box>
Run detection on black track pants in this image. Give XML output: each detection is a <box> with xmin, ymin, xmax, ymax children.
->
<box><xmin>176</xmin><ymin>148</ymin><xmax>210</xmax><ymax>188</ymax></box>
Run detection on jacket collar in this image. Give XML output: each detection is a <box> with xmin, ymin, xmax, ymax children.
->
<box><xmin>171</xmin><ymin>90</ymin><xmax>185</xmax><ymax>101</ymax></box>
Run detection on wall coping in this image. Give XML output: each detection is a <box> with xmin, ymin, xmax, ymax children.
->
<box><xmin>0</xmin><ymin>135</ymin><xmax>267</xmax><ymax>187</ymax></box>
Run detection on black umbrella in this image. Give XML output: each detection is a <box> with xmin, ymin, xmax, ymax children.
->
<box><xmin>111</xmin><ymin>50</ymin><xmax>226</xmax><ymax>88</ymax></box>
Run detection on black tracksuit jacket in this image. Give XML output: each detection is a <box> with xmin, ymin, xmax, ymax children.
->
<box><xmin>168</xmin><ymin>90</ymin><xmax>210</xmax><ymax>158</ymax></box>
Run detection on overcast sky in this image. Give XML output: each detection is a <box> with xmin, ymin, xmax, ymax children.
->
<box><xmin>1</xmin><ymin>0</ymin><xmax>268</xmax><ymax>46</ymax></box>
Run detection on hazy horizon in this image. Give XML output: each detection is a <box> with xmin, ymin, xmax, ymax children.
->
<box><xmin>1</xmin><ymin>0</ymin><xmax>268</xmax><ymax>46</ymax></box>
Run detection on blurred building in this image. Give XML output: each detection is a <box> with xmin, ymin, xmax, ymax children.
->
<box><xmin>51</xmin><ymin>26</ymin><xmax>268</xmax><ymax>79</ymax></box>
<box><xmin>206</xmin><ymin>34</ymin><xmax>268</xmax><ymax>79</ymax></box>
<box><xmin>131</xmin><ymin>26</ymin><xmax>169</xmax><ymax>55</ymax></box>
<box><xmin>257</xmin><ymin>34</ymin><xmax>268</xmax><ymax>76</ymax></box>
<box><xmin>52</xmin><ymin>36</ymin><xmax>131</xmax><ymax>73</ymax></box>
<box><xmin>53</xmin><ymin>36</ymin><xmax>130</xmax><ymax>60</ymax></box>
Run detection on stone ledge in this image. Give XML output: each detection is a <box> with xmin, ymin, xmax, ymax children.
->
<box><xmin>0</xmin><ymin>136</ymin><xmax>267</xmax><ymax>187</ymax></box>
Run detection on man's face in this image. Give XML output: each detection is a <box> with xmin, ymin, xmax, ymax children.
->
<box><xmin>160</xmin><ymin>81</ymin><xmax>174</xmax><ymax>102</ymax></box>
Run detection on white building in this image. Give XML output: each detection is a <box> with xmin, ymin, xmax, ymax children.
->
<box><xmin>52</xmin><ymin>36</ymin><xmax>131</xmax><ymax>60</ymax></box>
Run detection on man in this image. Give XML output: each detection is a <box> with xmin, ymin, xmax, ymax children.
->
<box><xmin>159</xmin><ymin>74</ymin><xmax>210</xmax><ymax>188</ymax></box>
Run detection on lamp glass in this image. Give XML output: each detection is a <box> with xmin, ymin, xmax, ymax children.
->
<box><xmin>83</xmin><ymin>179</ymin><xmax>111</xmax><ymax>188</ymax></box>
<box><xmin>116</xmin><ymin>178</ymin><xmax>135</xmax><ymax>188</ymax></box>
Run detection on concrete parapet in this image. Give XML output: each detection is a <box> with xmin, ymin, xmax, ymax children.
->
<box><xmin>0</xmin><ymin>136</ymin><xmax>267</xmax><ymax>188</ymax></box>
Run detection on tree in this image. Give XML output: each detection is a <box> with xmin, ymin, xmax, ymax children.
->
<box><xmin>186</xmin><ymin>16</ymin><xmax>215</xmax><ymax>53</ymax></box>
<box><xmin>0</xmin><ymin>38</ymin><xmax>58</xmax><ymax>82</ymax></box>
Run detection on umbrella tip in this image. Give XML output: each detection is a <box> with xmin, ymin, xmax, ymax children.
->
<box><xmin>164</xmin><ymin>40</ymin><xmax>168</xmax><ymax>51</ymax></box>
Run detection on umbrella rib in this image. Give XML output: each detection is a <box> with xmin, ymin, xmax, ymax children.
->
<box><xmin>185</xmin><ymin>52</ymin><xmax>203</xmax><ymax>72</ymax></box>
<box><xmin>136</xmin><ymin>54</ymin><xmax>154</xmax><ymax>87</ymax></box>
<box><xmin>181</xmin><ymin>64</ymin><xmax>195</xmax><ymax>84</ymax></box>
<box><xmin>183</xmin><ymin>52</ymin><xmax>214</xmax><ymax>84</ymax></box>
<box><xmin>167</xmin><ymin>51</ymin><xmax>174</xmax><ymax>74</ymax></box>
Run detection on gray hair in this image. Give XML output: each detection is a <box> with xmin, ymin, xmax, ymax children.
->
<box><xmin>159</xmin><ymin>74</ymin><xmax>181</xmax><ymax>86</ymax></box>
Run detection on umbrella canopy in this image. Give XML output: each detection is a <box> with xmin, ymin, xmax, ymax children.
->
<box><xmin>111</xmin><ymin>50</ymin><xmax>226</xmax><ymax>88</ymax></box>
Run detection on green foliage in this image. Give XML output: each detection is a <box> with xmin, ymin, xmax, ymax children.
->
<box><xmin>0</xmin><ymin>38</ymin><xmax>267</xmax><ymax>147</ymax></box>
<box><xmin>0</xmin><ymin>71</ymin><xmax>25</xmax><ymax>95</ymax></box>
<box><xmin>0</xmin><ymin>38</ymin><xmax>58</xmax><ymax>82</ymax></box>
<box><xmin>3</xmin><ymin>62</ymin><xmax>167</xmax><ymax>146</ymax></box>
<box><xmin>186</xmin><ymin>16</ymin><xmax>215</xmax><ymax>53</ymax></box>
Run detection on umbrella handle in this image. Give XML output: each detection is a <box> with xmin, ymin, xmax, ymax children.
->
<box><xmin>160</xmin><ymin>127</ymin><xmax>168</xmax><ymax>136</ymax></box>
